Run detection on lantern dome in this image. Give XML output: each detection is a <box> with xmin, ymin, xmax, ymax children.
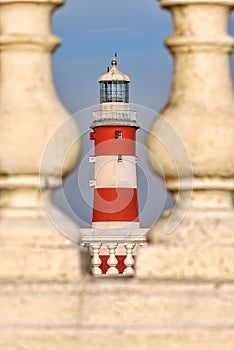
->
<box><xmin>98</xmin><ymin>53</ymin><xmax>130</xmax><ymax>104</ymax></box>
<box><xmin>98</xmin><ymin>54</ymin><xmax>130</xmax><ymax>83</ymax></box>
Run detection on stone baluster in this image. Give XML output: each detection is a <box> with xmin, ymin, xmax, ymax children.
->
<box><xmin>106</xmin><ymin>244</ymin><xmax>119</xmax><ymax>275</ymax></box>
<box><xmin>0</xmin><ymin>0</ymin><xmax>81</xmax><ymax>281</ymax></box>
<box><xmin>91</xmin><ymin>243</ymin><xmax>102</xmax><ymax>275</ymax></box>
<box><xmin>137</xmin><ymin>0</ymin><xmax>234</xmax><ymax>279</ymax></box>
<box><xmin>0</xmin><ymin>1</ymin><xmax>83</xmax><ymax>345</ymax></box>
<box><xmin>123</xmin><ymin>243</ymin><xmax>136</xmax><ymax>275</ymax></box>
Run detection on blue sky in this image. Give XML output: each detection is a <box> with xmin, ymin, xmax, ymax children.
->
<box><xmin>51</xmin><ymin>1</ymin><xmax>234</xmax><ymax>229</ymax></box>
<box><xmin>52</xmin><ymin>0</ymin><xmax>174</xmax><ymax>112</ymax></box>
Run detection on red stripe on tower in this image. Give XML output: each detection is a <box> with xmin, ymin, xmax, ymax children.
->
<box><xmin>90</xmin><ymin>54</ymin><xmax>140</xmax><ymax>271</ymax></box>
<box><xmin>93</xmin><ymin>188</ymin><xmax>139</xmax><ymax>222</ymax></box>
<box><xmin>93</xmin><ymin>126</ymin><xmax>136</xmax><ymax>156</ymax></box>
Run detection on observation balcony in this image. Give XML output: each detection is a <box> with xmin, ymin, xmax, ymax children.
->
<box><xmin>91</xmin><ymin>110</ymin><xmax>138</xmax><ymax>128</ymax></box>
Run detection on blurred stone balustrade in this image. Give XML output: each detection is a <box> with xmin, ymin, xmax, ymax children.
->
<box><xmin>0</xmin><ymin>0</ymin><xmax>234</xmax><ymax>349</ymax></box>
<box><xmin>137</xmin><ymin>0</ymin><xmax>234</xmax><ymax>281</ymax></box>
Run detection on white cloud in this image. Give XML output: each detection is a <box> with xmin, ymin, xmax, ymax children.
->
<box><xmin>86</xmin><ymin>27</ymin><xmax>132</xmax><ymax>34</ymax></box>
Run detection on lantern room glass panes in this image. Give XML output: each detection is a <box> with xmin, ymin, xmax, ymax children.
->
<box><xmin>100</xmin><ymin>81</ymin><xmax>129</xmax><ymax>103</ymax></box>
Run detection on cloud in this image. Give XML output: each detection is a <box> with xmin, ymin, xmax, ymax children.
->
<box><xmin>86</xmin><ymin>27</ymin><xmax>132</xmax><ymax>34</ymax></box>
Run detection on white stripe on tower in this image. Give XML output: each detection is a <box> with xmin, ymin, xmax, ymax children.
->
<box><xmin>92</xmin><ymin>221</ymin><xmax>140</xmax><ymax>229</ymax></box>
<box><xmin>95</xmin><ymin>155</ymin><xmax>137</xmax><ymax>188</ymax></box>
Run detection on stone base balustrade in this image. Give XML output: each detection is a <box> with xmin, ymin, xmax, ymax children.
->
<box><xmin>81</xmin><ymin>228</ymin><xmax>147</xmax><ymax>276</ymax></box>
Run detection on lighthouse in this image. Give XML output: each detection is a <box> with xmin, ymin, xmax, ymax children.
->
<box><xmin>88</xmin><ymin>54</ymin><xmax>142</xmax><ymax>274</ymax></box>
<box><xmin>90</xmin><ymin>53</ymin><xmax>139</xmax><ymax>230</ymax></box>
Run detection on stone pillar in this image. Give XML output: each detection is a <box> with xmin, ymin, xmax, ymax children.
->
<box><xmin>0</xmin><ymin>0</ymin><xmax>82</xmax><ymax>337</ymax></box>
<box><xmin>137</xmin><ymin>0</ymin><xmax>234</xmax><ymax>280</ymax></box>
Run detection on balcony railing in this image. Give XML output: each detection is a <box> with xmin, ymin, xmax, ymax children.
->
<box><xmin>92</xmin><ymin>110</ymin><xmax>137</xmax><ymax>123</ymax></box>
<box><xmin>80</xmin><ymin>228</ymin><xmax>147</xmax><ymax>276</ymax></box>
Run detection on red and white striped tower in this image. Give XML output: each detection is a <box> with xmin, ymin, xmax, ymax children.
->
<box><xmin>90</xmin><ymin>53</ymin><xmax>139</xmax><ymax>231</ymax></box>
<box><xmin>89</xmin><ymin>54</ymin><xmax>140</xmax><ymax>273</ymax></box>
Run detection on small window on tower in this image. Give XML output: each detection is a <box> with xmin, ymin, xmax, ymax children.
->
<box><xmin>90</xmin><ymin>132</ymin><xmax>96</xmax><ymax>140</ymax></box>
<box><xmin>115</xmin><ymin>130</ymin><xmax>122</xmax><ymax>139</ymax></box>
<box><xmin>118</xmin><ymin>154</ymin><xmax>122</xmax><ymax>162</ymax></box>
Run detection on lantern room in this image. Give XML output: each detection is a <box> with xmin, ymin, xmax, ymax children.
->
<box><xmin>98</xmin><ymin>53</ymin><xmax>130</xmax><ymax>105</ymax></box>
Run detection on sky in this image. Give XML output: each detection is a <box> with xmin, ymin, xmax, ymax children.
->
<box><xmin>50</xmin><ymin>0</ymin><xmax>234</xmax><ymax>229</ymax></box>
